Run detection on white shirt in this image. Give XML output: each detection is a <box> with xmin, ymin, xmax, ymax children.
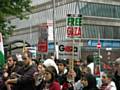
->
<box><xmin>105</xmin><ymin>81</ymin><xmax>117</xmax><ymax>90</ymax></box>
<box><xmin>87</xmin><ymin>62</ymin><xmax>94</xmax><ymax>75</ymax></box>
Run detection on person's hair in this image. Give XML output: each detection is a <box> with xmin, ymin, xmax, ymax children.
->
<box><xmin>23</xmin><ymin>51</ymin><xmax>32</xmax><ymax>59</ymax></box>
<box><xmin>87</xmin><ymin>55</ymin><xmax>94</xmax><ymax>64</ymax></box>
<box><xmin>82</xmin><ymin>67</ymin><xmax>91</xmax><ymax>75</ymax></box>
<box><xmin>57</xmin><ymin>59</ymin><xmax>67</xmax><ymax>66</ymax></box>
<box><xmin>105</xmin><ymin>71</ymin><xmax>114</xmax><ymax>80</ymax></box>
<box><xmin>27</xmin><ymin>51</ymin><xmax>32</xmax><ymax>58</ymax></box>
<box><xmin>45</xmin><ymin>66</ymin><xmax>57</xmax><ymax>82</ymax></box>
<box><xmin>81</xmin><ymin>75</ymin><xmax>87</xmax><ymax>81</ymax></box>
<box><xmin>86</xmin><ymin>67</ymin><xmax>91</xmax><ymax>74</ymax></box>
<box><xmin>7</xmin><ymin>54</ymin><xmax>18</xmax><ymax>62</ymax></box>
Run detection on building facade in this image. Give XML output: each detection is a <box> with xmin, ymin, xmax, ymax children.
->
<box><xmin>8</xmin><ymin>0</ymin><xmax>120</xmax><ymax>61</ymax></box>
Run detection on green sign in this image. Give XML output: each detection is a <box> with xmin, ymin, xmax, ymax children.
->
<box><xmin>66</xmin><ymin>14</ymin><xmax>82</xmax><ymax>26</ymax></box>
<box><xmin>75</xmin><ymin>17</ymin><xmax>82</xmax><ymax>26</ymax></box>
<box><xmin>67</xmin><ymin>17</ymin><xmax>74</xmax><ymax>26</ymax></box>
<box><xmin>66</xmin><ymin>14</ymin><xmax>82</xmax><ymax>38</ymax></box>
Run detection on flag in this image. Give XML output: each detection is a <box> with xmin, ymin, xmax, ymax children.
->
<box><xmin>0</xmin><ymin>33</ymin><xmax>5</xmax><ymax>69</ymax></box>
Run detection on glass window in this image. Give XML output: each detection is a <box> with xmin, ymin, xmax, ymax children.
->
<box><xmin>82</xmin><ymin>25</ymin><xmax>120</xmax><ymax>39</ymax></box>
<box><xmin>80</xmin><ymin>2</ymin><xmax>120</xmax><ymax>18</ymax></box>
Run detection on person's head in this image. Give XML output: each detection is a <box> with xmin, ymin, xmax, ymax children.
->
<box><xmin>81</xmin><ymin>76</ymin><xmax>88</xmax><ymax>87</ymax></box>
<box><xmin>87</xmin><ymin>55</ymin><xmax>94</xmax><ymax>64</ymax></box>
<box><xmin>82</xmin><ymin>67</ymin><xmax>91</xmax><ymax>76</ymax></box>
<box><xmin>102</xmin><ymin>71</ymin><xmax>113</xmax><ymax>84</ymax></box>
<box><xmin>57</xmin><ymin>59</ymin><xmax>66</xmax><ymax>73</ymax></box>
<box><xmin>74</xmin><ymin>59</ymin><xmax>81</xmax><ymax>67</ymax></box>
<box><xmin>22</xmin><ymin>51</ymin><xmax>32</xmax><ymax>66</ymax></box>
<box><xmin>37</xmin><ymin>63</ymin><xmax>46</xmax><ymax>74</ymax></box>
<box><xmin>7</xmin><ymin>55</ymin><xmax>18</xmax><ymax>67</ymax></box>
<box><xmin>115</xmin><ymin>58</ymin><xmax>120</xmax><ymax>70</ymax></box>
<box><xmin>101</xmin><ymin>73</ymin><xmax>108</xmax><ymax>84</ymax></box>
<box><xmin>44</xmin><ymin>66</ymin><xmax>57</xmax><ymax>83</ymax></box>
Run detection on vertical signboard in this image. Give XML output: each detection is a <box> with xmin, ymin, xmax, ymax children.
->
<box><xmin>47</xmin><ymin>20</ymin><xmax>54</xmax><ymax>41</ymax></box>
<box><xmin>38</xmin><ymin>24</ymin><xmax>48</xmax><ymax>53</ymax></box>
<box><xmin>66</xmin><ymin>14</ymin><xmax>82</xmax><ymax>38</ymax></box>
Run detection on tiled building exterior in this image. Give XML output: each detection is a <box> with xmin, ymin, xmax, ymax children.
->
<box><xmin>8</xmin><ymin>0</ymin><xmax>120</xmax><ymax>60</ymax></box>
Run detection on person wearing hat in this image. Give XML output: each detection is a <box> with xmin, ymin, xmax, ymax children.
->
<box><xmin>43</xmin><ymin>58</ymin><xmax>59</xmax><ymax>74</ymax></box>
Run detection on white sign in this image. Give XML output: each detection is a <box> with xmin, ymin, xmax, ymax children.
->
<box><xmin>58</xmin><ymin>40</ymin><xmax>80</xmax><ymax>59</ymax></box>
<box><xmin>47</xmin><ymin>20</ymin><xmax>53</xmax><ymax>41</ymax></box>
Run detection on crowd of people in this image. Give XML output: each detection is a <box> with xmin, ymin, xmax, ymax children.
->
<box><xmin>0</xmin><ymin>51</ymin><xmax>120</xmax><ymax>90</ymax></box>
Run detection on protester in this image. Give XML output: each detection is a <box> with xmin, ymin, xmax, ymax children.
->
<box><xmin>62</xmin><ymin>69</ymin><xmax>76</xmax><ymax>90</ymax></box>
<box><xmin>87</xmin><ymin>55</ymin><xmax>94</xmax><ymax>75</ymax></box>
<box><xmin>34</xmin><ymin>63</ymin><xmax>46</xmax><ymax>90</ymax></box>
<box><xmin>5</xmin><ymin>51</ymin><xmax>37</xmax><ymax>90</ymax></box>
<box><xmin>81</xmin><ymin>75</ymin><xmax>98</xmax><ymax>90</ymax></box>
<box><xmin>113</xmin><ymin>58</ymin><xmax>120</xmax><ymax>90</ymax></box>
<box><xmin>100</xmin><ymin>71</ymin><xmax>117</xmax><ymax>90</ymax></box>
<box><xmin>43</xmin><ymin>58</ymin><xmax>59</xmax><ymax>74</ymax></box>
<box><xmin>38</xmin><ymin>66</ymin><xmax>60</xmax><ymax>90</ymax></box>
<box><xmin>57</xmin><ymin>59</ymin><xmax>68</xmax><ymax>86</ymax></box>
<box><xmin>80</xmin><ymin>67</ymin><xmax>98</xmax><ymax>90</ymax></box>
<box><xmin>1</xmin><ymin>55</ymin><xmax>20</xmax><ymax>90</ymax></box>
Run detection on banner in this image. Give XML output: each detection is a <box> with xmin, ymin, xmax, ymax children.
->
<box><xmin>38</xmin><ymin>24</ymin><xmax>48</xmax><ymax>53</ymax></box>
<box><xmin>0</xmin><ymin>33</ymin><xmax>5</xmax><ymax>69</ymax></box>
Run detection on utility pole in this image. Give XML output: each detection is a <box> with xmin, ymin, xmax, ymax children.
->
<box><xmin>52</xmin><ymin>0</ymin><xmax>56</xmax><ymax>58</ymax></box>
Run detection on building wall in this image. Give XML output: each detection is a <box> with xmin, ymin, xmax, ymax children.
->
<box><xmin>8</xmin><ymin>0</ymin><xmax>120</xmax><ymax>60</ymax></box>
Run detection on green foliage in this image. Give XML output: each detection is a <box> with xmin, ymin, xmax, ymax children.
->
<box><xmin>0</xmin><ymin>0</ymin><xmax>32</xmax><ymax>39</ymax></box>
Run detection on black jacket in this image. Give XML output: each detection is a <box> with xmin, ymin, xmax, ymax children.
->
<box><xmin>114</xmin><ymin>71</ymin><xmax>120</xmax><ymax>90</ymax></box>
<box><xmin>83</xmin><ymin>74</ymin><xmax>98</xmax><ymax>90</ymax></box>
<box><xmin>0</xmin><ymin>65</ymin><xmax>21</xmax><ymax>90</ymax></box>
<box><xmin>13</xmin><ymin>64</ymin><xmax>37</xmax><ymax>90</ymax></box>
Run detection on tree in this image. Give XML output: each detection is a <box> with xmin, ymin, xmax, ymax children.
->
<box><xmin>0</xmin><ymin>0</ymin><xmax>31</xmax><ymax>39</ymax></box>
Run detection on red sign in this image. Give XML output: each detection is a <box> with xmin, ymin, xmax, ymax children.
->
<box><xmin>38</xmin><ymin>41</ymin><xmax>48</xmax><ymax>53</ymax></box>
<box><xmin>74</xmin><ymin>27</ymin><xmax>81</xmax><ymax>36</ymax></box>
<box><xmin>97</xmin><ymin>42</ymin><xmax>101</xmax><ymax>49</ymax></box>
<box><xmin>67</xmin><ymin>26</ymin><xmax>81</xmax><ymax>37</ymax></box>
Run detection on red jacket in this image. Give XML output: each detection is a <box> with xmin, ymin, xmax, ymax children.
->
<box><xmin>49</xmin><ymin>81</ymin><xmax>61</xmax><ymax>90</ymax></box>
